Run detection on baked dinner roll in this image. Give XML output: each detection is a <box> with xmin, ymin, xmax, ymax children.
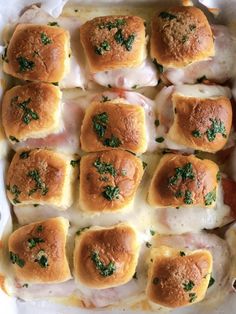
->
<box><xmin>167</xmin><ymin>91</ymin><xmax>232</xmax><ymax>153</ymax></box>
<box><xmin>148</xmin><ymin>153</ymin><xmax>219</xmax><ymax>208</ymax></box>
<box><xmin>8</xmin><ymin>217</ymin><xmax>71</xmax><ymax>283</ymax></box>
<box><xmin>73</xmin><ymin>223</ymin><xmax>139</xmax><ymax>289</ymax></box>
<box><xmin>80</xmin><ymin>99</ymin><xmax>147</xmax><ymax>154</ymax></box>
<box><xmin>151</xmin><ymin>6</ymin><xmax>214</xmax><ymax>68</ymax></box>
<box><xmin>146</xmin><ymin>245</ymin><xmax>212</xmax><ymax>308</ymax></box>
<box><xmin>6</xmin><ymin>148</ymin><xmax>78</xmax><ymax>209</ymax></box>
<box><xmin>79</xmin><ymin>150</ymin><xmax>143</xmax><ymax>213</ymax></box>
<box><xmin>3</xmin><ymin>24</ymin><xmax>70</xmax><ymax>82</ymax></box>
<box><xmin>2</xmin><ymin>82</ymin><xmax>62</xmax><ymax>143</ymax></box>
<box><xmin>80</xmin><ymin>15</ymin><xmax>146</xmax><ymax>72</ymax></box>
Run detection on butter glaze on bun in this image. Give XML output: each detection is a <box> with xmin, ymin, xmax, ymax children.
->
<box><xmin>79</xmin><ymin>149</ymin><xmax>144</xmax><ymax>213</ymax></box>
<box><xmin>80</xmin><ymin>15</ymin><xmax>146</xmax><ymax>72</ymax></box>
<box><xmin>8</xmin><ymin>217</ymin><xmax>71</xmax><ymax>283</ymax></box>
<box><xmin>3</xmin><ymin>24</ymin><xmax>70</xmax><ymax>82</ymax></box>
<box><xmin>148</xmin><ymin>153</ymin><xmax>219</xmax><ymax>208</ymax></box>
<box><xmin>6</xmin><ymin>149</ymin><xmax>78</xmax><ymax>209</ymax></box>
<box><xmin>146</xmin><ymin>246</ymin><xmax>213</xmax><ymax>308</ymax></box>
<box><xmin>73</xmin><ymin>223</ymin><xmax>139</xmax><ymax>289</ymax></box>
<box><xmin>2</xmin><ymin>82</ymin><xmax>62</xmax><ymax>142</ymax></box>
<box><xmin>151</xmin><ymin>6</ymin><xmax>214</xmax><ymax>68</ymax></box>
<box><xmin>80</xmin><ymin>99</ymin><xmax>147</xmax><ymax>154</ymax></box>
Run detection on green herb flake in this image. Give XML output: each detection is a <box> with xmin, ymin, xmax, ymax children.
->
<box><xmin>36</xmin><ymin>225</ymin><xmax>44</xmax><ymax>233</ymax></box>
<box><xmin>169</xmin><ymin>162</ymin><xmax>195</xmax><ymax>185</ymax></box>
<box><xmin>183</xmin><ymin>280</ymin><xmax>195</xmax><ymax>292</ymax></box>
<box><xmin>153</xmin><ymin>59</ymin><xmax>164</xmax><ymax>73</ymax></box>
<box><xmin>175</xmin><ymin>190</ymin><xmax>184</xmax><ymax>198</ymax></box>
<box><xmin>9</xmin><ymin>135</ymin><xmax>19</xmax><ymax>143</ymax></box>
<box><xmin>40</xmin><ymin>32</ymin><xmax>52</xmax><ymax>45</ymax></box>
<box><xmin>102</xmin><ymin>185</ymin><xmax>120</xmax><ymax>201</ymax></box>
<box><xmin>216</xmin><ymin>171</ymin><xmax>221</xmax><ymax>182</ymax></box>
<box><xmin>92</xmin><ymin>112</ymin><xmax>108</xmax><ymax>139</ymax></box>
<box><xmin>180</xmin><ymin>251</ymin><xmax>186</xmax><ymax>256</ymax></box>
<box><xmin>17</xmin><ymin>56</ymin><xmax>35</xmax><ymax>72</ymax></box>
<box><xmin>70</xmin><ymin>159</ymin><xmax>80</xmax><ymax>167</ymax></box>
<box><xmin>76</xmin><ymin>226</ymin><xmax>90</xmax><ymax>236</ymax></box>
<box><xmin>208</xmin><ymin>276</ymin><xmax>215</xmax><ymax>288</ymax></box>
<box><xmin>155</xmin><ymin>119</ymin><xmax>160</xmax><ymax>127</ymax></box>
<box><xmin>28</xmin><ymin>237</ymin><xmax>44</xmax><ymax>249</ymax></box>
<box><xmin>11</xmin><ymin>97</ymin><xmax>39</xmax><ymax>125</ymax></box>
<box><xmin>204</xmin><ymin>188</ymin><xmax>216</xmax><ymax>206</ymax></box>
<box><xmin>159</xmin><ymin>11</ymin><xmax>177</xmax><ymax>20</ymax></box>
<box><xmin>152</xmin><ymin>277</ymin><xmax>160</xmax><ymax>285</ymax></box>
<box><xmin>35</xmin><ymin>250</ymin><xmax>49</xmax><ymax>268</ymax></box>
<box><xmin>155</xmin><ymin>137</ymin><xmax>165</xmax><ymax>143</ymax></box>
<box><xmin>91</xmin><ymin>251</ymin><xmax>116</xmax><ymax>277</ymax></box>
<box><xmin>95</xmin><ymin>40</ymin><xmax>111</xmax><ymax>55</ymax></box>
<box><xmin>19</xmin><ymin>151</ymin><xmax>30</xmax><ymax>159</ymax></box>
<box><xmin>192</xmin><ymin>129</ymin><xmax>202</xmax><ymax>138</ymax></box>
<box><xmin>99</xmin><ymin>19</ymin><xmax>126</xmax><ymax>30</ymax></box>
<box><xmin>150</xmin><ymin>229</ymin><xmax>155</xmax><ymax>236</ymax></box>
<box><xmin>189</xmin><ymin>292</ymin><xmax>197</xmax><ymax>303</ymax></box>
<box><xmin>9</xmin><ymin>251</ymin><xmax>25</xmax><ymax>268</ymax></box>
<box><xmin>206</xmin><ymin>118</ymin><xmax>227</xmax><ymax>142</ymax></box>
<box><xmin>114</xmin><ymin>29</ymin><xmax>136</xmax><ymax>51</ymax></box>
<box><xmin>48</xmin><ymin>22</ymin><xmax>59</xmax><ymax>27</ymax></box>
<box><xmin>184</xmin><ymin>190</ymin><xmax>193</xmax><ymax>205</ymax></box>
<box><xmin>93</xmin><ymin>158</ymin><xmax>117</xmax><ymax>177</ymax></box>
<box><xmin>103</xmin><ymin>135</ymin><xmax>122</xmax><ymax>148</ymax></box>
<box><xmin>146</xmin><ymin>242</ymin><xmax>152</xmax><ymax>248</ymax></box>
<box><xmin>27</xmin><ymin>169</ymin><xmax>48</xmax><ymax>196</ymax></box>
<box><xmin>9</xmin><ymin>184</ymin><xmax>21</xmax><ymax>204</ymax></box>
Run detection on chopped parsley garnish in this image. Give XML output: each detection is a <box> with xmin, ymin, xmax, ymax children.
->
<box><xmin>180</xmin><ymin>251</ymin><xmax>186</xmax><ymax>256</ymax></box>
<box><xmin>114</xmin><ymin>29</ymin><xmax>136</xmax><ymax>51</ymax></box>
<box><xmin>101</xmin><ymin>95</ymin><xmax>110</xmax><ymax>102</ymax></box>
<box><xmin>152</xmin><ymin>277</ymin><xmax>160</xmax><ymax>285</ymax></box>
<box><xmin>17</xmin><ymin>56</ymin><xmax>35</xmax><ymax>72</ymax></box>
<box><xmin>92</xmin><ymin>112</ymin><xmax>108</xmax><ymax>139</ymax></box>
<box><xmin>102</xmin><ymin>185</ymin><xmax>120</xmax><ymax>201</ymax></box>
<box><xmin>155</xmin><ymin>137</ymin><xmax>165</xmax><ymax>143</ymax></box>
<box><xmin>184</xmin><ymin>190</ymin><xmax>193</xmax><ymax>205</ymax></box>
<box><xmin>27</xmin><ymin>169</ymin><xmax>48</xmax><ymax>196</ymax></box>
<box><xmin>183</xmin><ymin>280</ymin><xmax>195</xmax><ymax>291</ymax></box>
<box><xmin>196</xmin><ymin>75</ymin><xmax>207</xmax><ymax>83</ymax></box>
<box><xmin>76</xmin><ymin>226</ymin><xmax>90</xmax><ymax>236</ymax></box>
<box><xmin>36</xmin><ymin>225</ymin><xmax>44</xmax><ymax>233</ymax></box>
<box><xmin>216</xmin><ymin>171</ymin><xmax>221</xmax><ymax>182</ymax></box>
<box><xmin>155</xmin><ymin>119</ymin><xmax>160</xmax><ymax>127</ymax></box>
<box><xmin>28</xmin><ymin>237</ymin><xmax>44</xmax><ymax>249</ymax></box>
<box><xmin>93</xmin><ymin>158</ymin><xmax>117</xmax><ymax>177</ymax></box>
<box><xmin>10</xmin><ymin>251</ymin><xmax>25</xmax><ymax>268</ymax></box>
<box><xmin>175</xmin><ymin>190</ymin><xmax>184</xmax><ymax>198</ymax></box>
<box><xmin>95</xmin><ymin>40</ymin><xmax>111</xmax><ymax>55</ymax></box>
<box><xmin>11</xmin><ymin>96</ymin><xmax>39</xmax><ymax>125</ymax></box>
<box><xmin>35</xmin><ymin>250</ymin><xmax>49</xmax><ymax>268</ymax></box>
<box><xmin>142</xmin><ymin>161</ymin><xmax>148</xmax><ymax>169</ymax></box>
<box><xmin>169</xmin><ymin>163</ymin><xmax>195</xmax><ymax>185</ymax></box>
<box><xmin>19</xmin><ymin>151</ymin><xmax>30</xmax><ymax>159</ymax></box>
<box><xmin>204</xmin><ymin>188</ymin><xmax>216</xmax><ymax>206</ymax></box>
<box><xmin>9</xmin><ymin>135</ymin><xmax>19</xmax><ymax>142</ymax></box>
<box><xmin>70</xmin><ymin>159</ymin><xmax>80</xmax><ymax>167</ymax></box>
<box><xmin>153</xmin><ymin>59</ymin><xmax>164</xmax><ymax>73</ymax></box>
<box><xmin>103</xmin><ymin>135</ymin><xmax>122</xmax><ymax>148</ymax></box>
<box><xmin>206</xmin><ymin>118</ymin><xmax>227</xmax><ymax>142</ymax></box>
<box><xmin>208</xmin><ymin>276</ymin><xmax>215</xmax><ymax>288</ymax></box>
<box><xmin>8</xmin><ymin>184</ymin><xmax>21</xmax><ymax>204</ymax></box>
<box><xmin>91</xmin><ymin>251</ymin><xmax>116</xmax><ymax>277</ymax></box>
<box><xmin>48</xmin><ymin>21</ymin><xmax>59</xmax><ymax>27</ymax></box>
<box><xmin>40</xmin><ymin>32</ymin><xmax>52</xmax><ymax>45</ymax></box>
<box><xmin>192</xmin><ymin>129</ymin><xmax>201</xmax><ymax>138</ymax></box>
<box><xmin>159</xmin><ymin>11</ymin><xmax>177</xmax><ymax>20</ymax></box>
<box><xmin>146</xmin><ymin>242</ymin><xmax>152</xmax><ymax>248</ymax></box>
<box><xmin>99</xmin><ymin>19</ymin><xmax>125</xmax><ymax>30</ymax></box>
<box><xmin>189</xmin><ymin>292</ymin><xmax>197</xmax><ymax>303</ymax></box>
<box><xmin>150</xmin><ymin>229</ymin><xmax>155</xmax><ymax>236</ymax></box>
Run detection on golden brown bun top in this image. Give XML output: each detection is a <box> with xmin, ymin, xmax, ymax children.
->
<box><xmin>74</xmin><ymin>223</ymin><xmax>139</xmax><ymax>289</ymax></box>
<box><xmin>79</xmin><ymin>149</ymin><xmax>144</xmax><ymax>213</ymax></box>
<box><xmin>2</xmin><ymin>82</ymin><xmax>61</xmax><ymax>142</ymax></box>
<box><xmin>146</xmin><ymin>246</ymin><xmax>212</xmax><ymax>308</ymax></box>
<box><xmin>151</xmin><ymin>6</ymin><xmax>214</xmax><ymax>68</ymax></box>
<box><xmin>80</xmin><ymin>15</ymin><xmax>146</xmax><ymax>72</ymax></box>
<box><xmin>8</xmin><ymin>217</ymin><xmax>71</xmax><ymax>283</ymax></box>
<box><xmin>148</xmin><ymin>153</ymin><xmax>219</xmax><ymax>208</ymax></box>
<box><xmin>3</xmin><ymin>24</ymin><xmax>70</xmax><ymax>82</ymax></box>
<box><xmin>6</xmin><ymin>148</ymin><xmax>73</xmax><ymax>207</ymax></box>
<box><xmin>168</xmin><ymin>93</ymin><xmax>232</xmax><ymax>153</ymax></box>
<box><xmin>80</xmin><ymin>100</ymin><xmax>147</xmax><ymax>154</ymax></box>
